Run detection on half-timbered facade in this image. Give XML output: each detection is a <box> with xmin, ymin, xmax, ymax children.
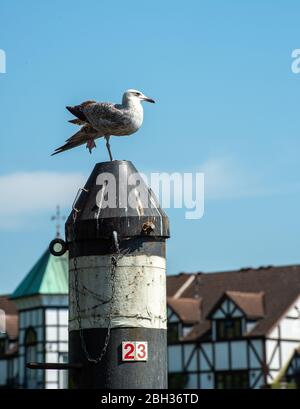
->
<box><xmin>0</xmin><ymin>249</ymin><xmax>68</xmax><ymax>389</ymax></box>
<box><xmin>1</xmin><ymin>258</ymin><xmax>300</xmax><ymax>389</ymax></box>
<box><xmin>167</xmin><ymin>266</ymin><xmax>300</xmax><ymax>389</ymax></box>
<box><xmin>282</xmin><ymin>347</ymin><xmax>300</xmax><ymax>387</ymax></box>
<box><xmin>271</xmin><ymin>346</ymin><xmax>300</xmax><ymax>388</ymax></box>
<box><xmin>0</xmin><ymin>295</ymin><xmax>18</xmax><ymax>388</ymax></box>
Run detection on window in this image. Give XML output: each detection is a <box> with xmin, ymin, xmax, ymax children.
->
<box><xmin>168</xmin><ymin>323</ymin><xmax>179</xmax><ymax>343</ymax></box>
<box><xmin>182</xmin><ymin>325</ymin><xmax>193</xmax><ymax>337</ymax></box>
<box><xmin>58</xmin><ymin>353</ymin><xmax>68</xmax><ymax>389</ymax></box>
<box><xmin>215</xmin><ymin>371</ymin><xmax>249</xmax><ymax>389</ymax></box>
<box><xmin>0</xmin><ymin>337</ymin><xmax>6</xmax><ymax>357</ymax></box>
<box><xmin>24</xmin><ymin>327</ymin><xmax>38</xmax><ymax>388</ymax></box>
<box><xmin>25</xmin><ymin>327</ymin><xmax>37</xmax><ymax>346</ymax></box>
<box><xmin>168</xmin><ymin>373</ymin><xmax>188</xmax><ymax>389</ymax></box>
<box><xmin>216</xmin><ymin>318</ymin><xmax>242</xmax><ymax>340</ymax></box>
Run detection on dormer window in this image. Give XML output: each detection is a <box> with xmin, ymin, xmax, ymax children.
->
<box><xmin>208</xmin><ymin>291</ymin><xmax>265</xmax><ymax>341</ymax></box>
<box><xmin>24</xmin><ymin>327</ymin><xmax>38</xmax><ymax>388</ymax></box>
<box><xmin>216</xmin><ymin>318</ymin><xmax>242</xmax><ymax>340</ymax></box>
<box><xmin>167</xmin><ymin>297</ymin><xmax>202</xmax><ymax>343</ymax></box>
<box><xmin>182</xmin><ymin>325</ymin><xmax>193</xmax><ymax>337</ymax></box>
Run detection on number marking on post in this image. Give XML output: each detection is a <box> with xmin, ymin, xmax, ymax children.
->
<box><xmin>122</xmin><ymin>341</ymin><xmax>148</xmax><ymax>362</ymax></box>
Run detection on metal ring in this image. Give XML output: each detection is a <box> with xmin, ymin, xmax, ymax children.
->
<box><xmin>49</xmin><ymin>239</ymin><xmax>68</xmax><ymax>257</ymax></box>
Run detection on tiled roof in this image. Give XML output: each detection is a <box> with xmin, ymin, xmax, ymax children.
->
<box><xmin>0</xmin><ymin>295</ymin><xmax>18</xmax><ymax>339</ymax></box>
<box><xmin>167</xmin><ymin>265</ymin><xmax>300</xmax><ymax>341</ymax></box>
<box><xmin>167</xmin><ymin>273</ymin><xmax>195</xmax><ymax>297</ymax></box>
<box><xmin>11</xmin><ymin>249</ymin><xmax>68</xmax><ymax>299</ymax></box>
<box><xmin>167</xmin><ymin>297</ymin><xmax>201</xmax><ymax>324</ymax></box>
<box><xmin>226</xmin><ymin>291</ymin><xmax>265</xmax><ymax>319</ymax></box>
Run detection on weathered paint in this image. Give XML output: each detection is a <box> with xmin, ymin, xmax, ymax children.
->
<box><xmin>66</xmin><ymin>161</ymin><xmax>169</xmax><ymax>389</ymax></box>
<box><xmin>69</xmin><ymin>254</ymin><xmax>166</xmax><ymax>330</ymax></box>
<box><xmin>69</xmin><ymin>328</ymin><xmax>167</xmax><ymax>389</ymax></box>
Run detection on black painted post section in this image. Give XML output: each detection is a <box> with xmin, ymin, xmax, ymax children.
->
<box><xmin>65</xmin><ymin>161</ymin><xmax>170</xmax><ymax>389</ymax></box>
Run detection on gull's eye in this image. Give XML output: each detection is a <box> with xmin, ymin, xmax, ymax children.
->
<box><xmin>135</xmin><ymin>92</ymin><xmax>141</xmax><ymax>96</ymax></box>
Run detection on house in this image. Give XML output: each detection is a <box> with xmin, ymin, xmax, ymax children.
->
<box><xmin>1</xmin><ymin>251</ymin><xmax>300</xmax><ymax>389</ymax></box>
<box><xmin>272</xmin><ymin>346</ymin><xmax>300</xmax><ymax>388</ymax></box>
<box><xmin>284</xmin><ymin>347</ymin><xmax>300</xmax><ymax>387</ymax></box>
<box><xmin>0</xmin><ymin>295</ymin><xmax>18</xmax><ymax>387</ymax></box>
<box><xmin>0</xmin><ymin>249</ymin><xmax>68</xmax><ymax>389</ymax></box>
<box><xmin>167</xmin><ymin>266</ymin><xmax>300</xmax><ymax>389</ymax></box>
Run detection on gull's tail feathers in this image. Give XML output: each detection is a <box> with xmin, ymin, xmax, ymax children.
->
<box><xmin>66</xmin><ymin>105</ymin><xmax>86</xmax><ymax>121</ymax></box>
<box><xmin>51</xmin><ymin>125</ymin><xmax>101</xmax><ymax>156</ymax></box>
<box><xmin>68</xmin><ymin>118</ymin><xmax>87</xmax><ymax>125</ymax></box>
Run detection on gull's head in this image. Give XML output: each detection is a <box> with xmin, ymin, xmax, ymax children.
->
<box><xmin>123</xmin><ymin>89</ymin><xmax>155</xmax><ymax>105</ymax></box>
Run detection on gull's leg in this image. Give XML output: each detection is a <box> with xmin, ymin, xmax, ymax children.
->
<box><xmin>86</xmin><ymin>138</ymin><xmax>96</xmax><ymax>154</ymax></box>
<box><xmin>105</xmin><ymin>135</ymin><xmax>113</xmax><ymax>161</ymax></box>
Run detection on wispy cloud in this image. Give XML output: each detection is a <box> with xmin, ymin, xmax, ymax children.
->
<box><xmin>142</xmin><ymin>157</ymin><xmax>268</xmax><ymax>203</ymax></box>
<box><xmin>143</xmin><ymin>157</ymin><xmax>300</xmax><ymax>202</ymax></box>
<box><xmin>0</xmin><ymin>171</ymin><xmax>86</xmax><ymax>229</ymax></box>
<box><xmin>199</xmin><ymin>157</ymin><xmax>300</xmax><ymax>200</ymax></box>
<box><xmin>199</xmin><ymin>157</ymin><xmax>255</xmax><ymax>199</ymax></box>
<box><xmin>0</xmin><ymin>159</ymin><xmax>298</xmax><ymax>230</ymax></box>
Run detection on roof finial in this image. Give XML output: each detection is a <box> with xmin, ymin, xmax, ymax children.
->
<box><xmin>51</xmin><ymin>205</ymin><xmax>65</xmax><ymax>238</ymax></box>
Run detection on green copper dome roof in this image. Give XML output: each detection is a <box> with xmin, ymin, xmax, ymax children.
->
<box><xmin>11</xmin><ymin>249</ymin><xmax>68</xmax><ymax>299</ymax></box>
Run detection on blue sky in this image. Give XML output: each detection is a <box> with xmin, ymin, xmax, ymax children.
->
<box><xmin>1</xmin><ymin>1</ymin><xmax>300</xmax><ymax>293</ymax></box>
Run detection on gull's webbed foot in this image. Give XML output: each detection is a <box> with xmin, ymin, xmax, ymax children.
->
<box><xmin>86</xmin><ymin>139</ymin><xmax>96</xmax><ymax>154</ymax></box>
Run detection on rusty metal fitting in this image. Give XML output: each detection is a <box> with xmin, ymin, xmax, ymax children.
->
<box><xmin>49</xmin><ymin>238</ymin><xmax>68</xmax><ymax>257</ymax></box>
<box><xmin>142</xmin><ymin>221</ymin><xmax>155</xmax><ymax>235</ymax></box>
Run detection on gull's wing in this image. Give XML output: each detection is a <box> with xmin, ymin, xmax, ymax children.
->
<box><xmin>66</xmin><ymin>100</ymin><xmax>96</xmax><ymax>122</ymax></box>
<box><xmin>51</xmin><ymin>125</ymin><xmax>99</xmax><ymax>156</ymax></box>
<box><xmin>82</xmin><ymin>102</ymin><xmax>127</xmax><ymax>131</ymax></box>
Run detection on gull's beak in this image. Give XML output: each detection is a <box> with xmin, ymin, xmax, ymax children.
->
<box><xmin>141</xmin><ymin>95</ymin><xmax>155</xmax><ymax>103</ymax></box>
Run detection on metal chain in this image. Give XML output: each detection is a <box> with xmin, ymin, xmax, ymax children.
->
<box><xmin>72</xmin><ymin>209</ymin><xmax>121</xmax><ymax>364</ymax></box>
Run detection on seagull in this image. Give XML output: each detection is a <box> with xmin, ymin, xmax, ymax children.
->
<box><xmin>52</xmin><ymin>89</ymin><xmax>155</xmax><ymax>160</ymax></box>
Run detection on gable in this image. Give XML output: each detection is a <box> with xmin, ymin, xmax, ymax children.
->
<box><xmin>176</xmin><ymin>265</ymin><xmax>300</xmax><ymax>338</ymax></box>
<box><xmin>167</xmin><ymin>297</ymin><xmax>201</xmax><ymax>324</ymax></box>
<box><xmin>211</xmin><ymin>299</ymin><xmax>244</xmax><ymax>319</ymax></box>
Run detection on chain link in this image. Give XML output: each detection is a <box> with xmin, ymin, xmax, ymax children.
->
<box><xmin>72</xmin><ymin>209</ymin><xmax>121</xmax><ymax>364</ymax></box>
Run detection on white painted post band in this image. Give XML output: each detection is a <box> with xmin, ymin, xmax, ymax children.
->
<box><xmin>69</xmin><ymin>254</ymin><xmax>167</xmax><ymax>331</ymax></box>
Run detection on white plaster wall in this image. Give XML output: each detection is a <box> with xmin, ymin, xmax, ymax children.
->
<box><xmin>199</xmin><ymin>343</ymin><xmax>213</xmax><ymax>371</ymax></box>
<box><xmin>280</xmin><ymin>318</ymin><xmax>300</xmax><ymax>340</ymax></box>
<box><xmin>249</xmin><ymin>340</ymin><xmax>263</xmax><ymax>369</ymax></box>
<box><xmin>215</xmin><ymin>343</ymin><xmax>229</xmax><ymax>370</ymax></box>
<box><xmin>168</xmin><ymin>345</ymin><xmax>182</xmax><ymax>372</ymax></box>
<box><xmin>249</xmin><ymin>369</ymin><xmax>264</xmax><ymax>389</ymax></box>
<box><xmin>231</xmin><ymin>341</ymin><xmax>247</xmax><ymax>369</ymax></box>
<box><xmin>184</xmin><ymin>344</ymin><xmax>197</xmax><ymax>371</ymax></box>
<box><xmin>266</xmin><ymin>340</ymin><xmax>280</xmax><ymax>370</ymax></box>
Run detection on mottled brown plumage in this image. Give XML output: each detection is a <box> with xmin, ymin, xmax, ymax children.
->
<box><xmin>52</xmin><ymin>89</ymin><xmax>155</xmax><ymax>160</ymax></box>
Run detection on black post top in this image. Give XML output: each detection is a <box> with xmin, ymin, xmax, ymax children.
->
<box><xmin>65</xmin><ymin>160</ymin><xmax>170</xmax><ymax>242</ymax></box>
